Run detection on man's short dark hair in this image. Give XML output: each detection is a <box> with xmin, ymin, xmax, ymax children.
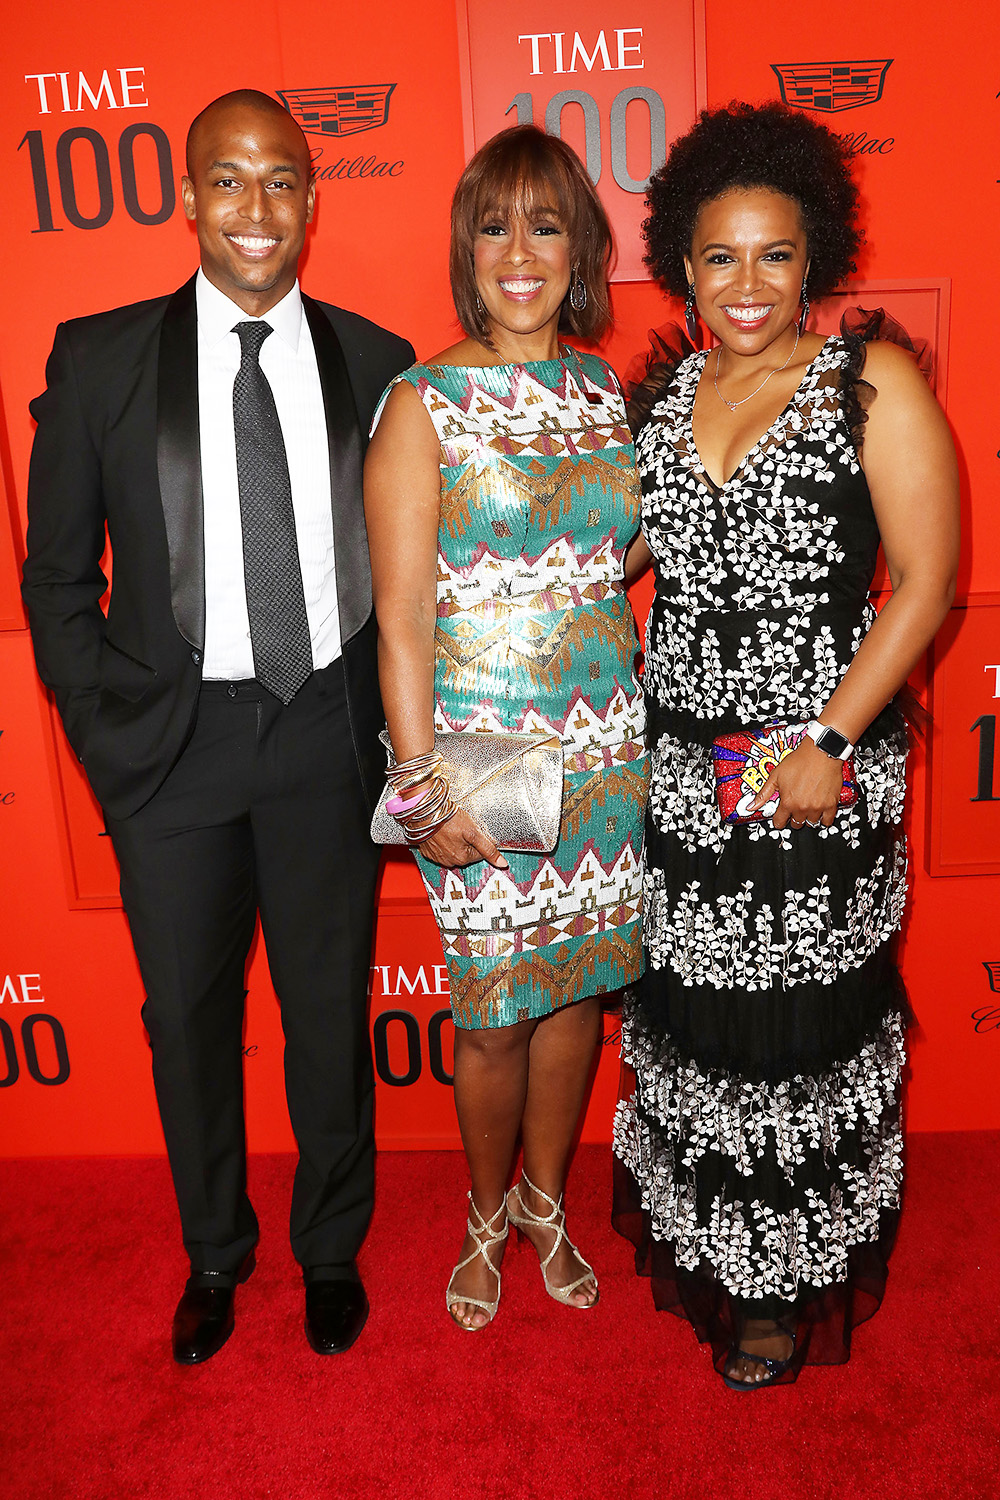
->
<box><xmin>185</xmin><ymin>90</ymin><xmax>300</xmax><ymax>175</ymax></box>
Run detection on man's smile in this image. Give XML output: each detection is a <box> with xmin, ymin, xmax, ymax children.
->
<box><xmin>226</xmin><ymin>233</ymin><xmax>280</xmax><ymax>256</ymax></box>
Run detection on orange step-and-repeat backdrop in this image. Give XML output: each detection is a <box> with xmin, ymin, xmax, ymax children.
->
<box><xmin>1</xmin><ymin>0</ymin><xmax>998</xmax><ymax>1154</ymax></box>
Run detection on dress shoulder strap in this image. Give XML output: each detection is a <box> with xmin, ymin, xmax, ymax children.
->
<box><xmin>836</xmin><ymin>306</ymin><xmax>933</xmax><ymax>449</ymax></box>
<box><xmin>623</xmin><ymin>322</ymin><xmax>700</xmax><ymax>437</ymax></box>
<box><xmin>369</xmin><ymin>368</ymin><xmax>421</xmax><ymax>438</ymax></box>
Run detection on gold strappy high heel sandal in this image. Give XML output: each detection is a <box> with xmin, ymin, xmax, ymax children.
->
<box><xmin>445</xmin><ymin>1193</ymin><xmax>509</xmax><ymax>1330</ymax></box>
<box><xmin>507</xmin><ymin>1173</ymin><xmax>598</xmax><ymax>1308</ymax></box>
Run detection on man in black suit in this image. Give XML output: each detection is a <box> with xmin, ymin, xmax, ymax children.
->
<box><xmin>22</xmin><ymin>90</ymin><xmax>412</xmax><ymax>1363</ymax></box>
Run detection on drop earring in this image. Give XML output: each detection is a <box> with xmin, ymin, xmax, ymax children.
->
<box><xmin>569</xmin><ymin>268</ymin><xmax>587</xmax><ymax>312</ymax></box>
<box><xmin>798</xmin><ymin>281</ymin><xmax>810</xmax><ymax>336</ymax></box>
<box><xmin>685</xmin><ymin>282</ymin><xmax>698</xmax><ymax>344</ymax></box>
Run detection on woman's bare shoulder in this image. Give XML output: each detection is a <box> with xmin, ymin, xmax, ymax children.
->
<box><xmin>423</xmin><ymin>336</ymin><xmax>493</xmax><ymax>368</ymax></box>
<box><xmin>857</xmin><ymin>337</ymin><xmax>927</xmax><ymax>391</ymax></box>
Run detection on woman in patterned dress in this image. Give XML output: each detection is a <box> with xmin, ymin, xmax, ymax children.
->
<box><xmin>365</xmin><ymin>126</ymin><xmax>648</xmax><ymax>1329</ymax></box>
<box><xmin>613</xmin><ymin>103</ymin><xmax>959</xmax><ymax>1387</ymax></box>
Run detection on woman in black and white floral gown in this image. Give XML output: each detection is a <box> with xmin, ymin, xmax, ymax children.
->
<box><xmin>613</xmin><ymin>103</ymin><xmax>959</xmax><ymax>1388</ymax></box>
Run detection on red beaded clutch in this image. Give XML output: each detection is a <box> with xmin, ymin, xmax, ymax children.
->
<box><xmin>711</xmin><ymin>722</ymin><xmax>859</xmax><ymax>825</ymax></box>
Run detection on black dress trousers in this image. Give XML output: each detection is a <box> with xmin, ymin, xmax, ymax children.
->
<box><xmin>106</xmin><ymin>658</ymin><xmax>379</xmax><ymax>1274</ymax></box>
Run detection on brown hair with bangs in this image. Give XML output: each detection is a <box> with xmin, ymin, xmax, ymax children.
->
<box><xmin>450</xmin><ymin>124</ymin><xmax>613</xmax><ymax>345</ymax></box>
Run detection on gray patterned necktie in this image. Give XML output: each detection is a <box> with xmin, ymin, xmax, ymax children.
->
<box><xmin>232</xmin><ymin>320</ymin><xmax>313</xmax><ymax>703</ymax></box>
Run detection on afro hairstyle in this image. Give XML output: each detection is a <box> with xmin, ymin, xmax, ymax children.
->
<box><xmin>643</xmin><ymin>101</ymin><xmax>862</xmax><ymax>301</ymax></box>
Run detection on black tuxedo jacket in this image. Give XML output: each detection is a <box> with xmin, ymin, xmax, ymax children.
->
<box><xmin>23</xmin><ymin>275</ymin><xmax>412</xmax><ymax>821</ymax></box>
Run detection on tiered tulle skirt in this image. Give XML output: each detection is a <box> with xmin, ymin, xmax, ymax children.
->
<box><xmin>613</xmin><ymin>706</ymin><xmax>910</xmax><ymax>1379</ymax></box>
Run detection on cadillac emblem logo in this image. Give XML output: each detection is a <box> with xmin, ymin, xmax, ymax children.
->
<box><xmin>277</xmin><ymin>85</ymin><xmax>397</xmax><ymax>138</ymax></box>
<box><xmin>771</xmin><ymin>60</ymin><xmax>892</xmax><ymax>113</ymax></box>
<box><xmin>984</xmin><ymin>961</ymin><xmax>1000</xmax><ymax>994</ymax></box>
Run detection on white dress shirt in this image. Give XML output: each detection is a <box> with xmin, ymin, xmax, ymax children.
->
<box><xmin>195</xmin><ymin>270</ymin><xmax>340</xmax><ymax>680</ymax></box>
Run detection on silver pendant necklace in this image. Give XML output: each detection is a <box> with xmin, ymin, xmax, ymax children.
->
<box><xmin>713</xmin><ymin>328</ymin><xmax>800</xmax><ymax>412</ymax></box>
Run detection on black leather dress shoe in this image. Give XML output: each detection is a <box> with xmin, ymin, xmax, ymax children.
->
<box><xmin>304</xmin><ymin>1278</ymin><xmax>369</xmax><ymax>1354</ymax></box>
<box><xmin>172</xmin><ymin>1251</ymin><xmax>256</xmax><ymax>1365</ymax></box>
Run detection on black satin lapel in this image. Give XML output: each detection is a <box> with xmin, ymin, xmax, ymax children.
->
<box><xmin>303</xmin><ymin>296</ymin><xmax>371</xmax><ymax>646</ymax></box>
<box><xmin>156</xmin><ymin>275</ymin><xmax>205</xmax><ymax>648</ymax></box>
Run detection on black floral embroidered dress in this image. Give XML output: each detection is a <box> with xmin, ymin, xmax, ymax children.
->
<box><xmin>613</xmin><ymin>330</ymin><xmax>910</xmax><ymax>1375</ymax></box>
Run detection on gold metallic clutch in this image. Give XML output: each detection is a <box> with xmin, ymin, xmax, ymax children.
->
<box><xmin>370</xmin><ymin>729</ymin><xmax>564</xmax><ymax>853</ymax></box>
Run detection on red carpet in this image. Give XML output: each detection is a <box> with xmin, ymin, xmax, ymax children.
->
<box><xmin>1</xmin><ymin>1136</ymin><xmax>998</xmax><ymax>1499</ymax></box>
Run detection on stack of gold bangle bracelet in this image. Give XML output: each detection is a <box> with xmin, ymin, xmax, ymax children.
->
<box><xmin>384</xmin><ymin>751</ymin><xmax>457</xmax><ymax>847</ymax></box>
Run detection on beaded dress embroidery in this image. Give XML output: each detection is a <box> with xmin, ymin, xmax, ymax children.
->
<box><xmin>613</xmin><ymin>333</ymin><xmax>909</xmax><ymax>1374</ymax></box>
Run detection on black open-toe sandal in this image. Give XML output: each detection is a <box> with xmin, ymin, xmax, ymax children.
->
<box><xmin>722</xmin><ymin>1342</ymin><xmax>794</xmax><ymax>1392</ymax></box>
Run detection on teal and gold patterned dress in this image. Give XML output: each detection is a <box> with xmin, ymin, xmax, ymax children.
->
<box><xmin>376</xmin><ymin>349</ymin><xmax>648</xmax><ymax>1029</ymax></box>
